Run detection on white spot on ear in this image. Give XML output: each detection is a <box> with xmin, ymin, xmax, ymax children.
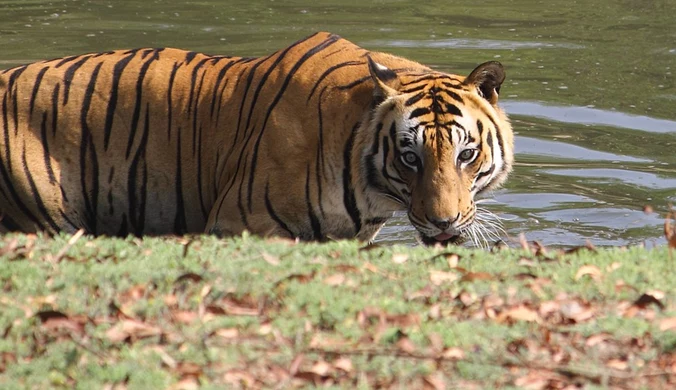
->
<box><xmin>374</xmin><ymin>62</ymin><xmax>389</xmax><ymax>71</ymax></box>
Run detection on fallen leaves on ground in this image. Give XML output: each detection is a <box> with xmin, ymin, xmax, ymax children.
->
<box><xmin>2</xmin><ymin>233</ymin><xmax>676</xmax><ymax>389</ymax></box>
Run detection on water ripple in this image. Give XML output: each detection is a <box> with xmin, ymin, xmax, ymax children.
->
<box><xmin>364</xmin><ymin>38</ymin><xmax>584</xmax><ymax>50</ymax></box>
<box><xmin>503</xmin><ymin>101</ymin><xmax>676</xmax><ymax>133</ymax></box>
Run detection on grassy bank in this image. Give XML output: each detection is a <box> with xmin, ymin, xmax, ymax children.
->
<box><xmin>0</xmin><ymin>232</ymin><xmax>675</xmax><ymax>389</ymax></box>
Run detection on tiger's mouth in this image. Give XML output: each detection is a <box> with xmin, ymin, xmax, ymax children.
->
<box><xmin>419</xmin><ymin>232</ymin><xmax>466</xmax><ymax>246</ymax></box>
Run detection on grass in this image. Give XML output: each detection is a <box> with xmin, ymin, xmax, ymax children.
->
<box><xmin>0</xmin><ymin>232</ymin><xmax>675</xmax><ymax>389</ymax></box>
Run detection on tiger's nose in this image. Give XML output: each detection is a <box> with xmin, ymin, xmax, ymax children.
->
<box><xmin>430</xmin><ymin>218</ymin><xmax>451</xmax><ymax>230</ymax></box>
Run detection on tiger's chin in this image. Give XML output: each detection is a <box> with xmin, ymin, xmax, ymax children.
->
<box><xmin>419</xmin><ymin>232</ymin><xmax>466</xmax><ymax>246</ymax></box>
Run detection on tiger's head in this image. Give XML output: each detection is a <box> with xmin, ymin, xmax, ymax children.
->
<box><xmin>360</xmin><ymin>56</ymin><xmax>514</xmax><ymax>246</ymax></box>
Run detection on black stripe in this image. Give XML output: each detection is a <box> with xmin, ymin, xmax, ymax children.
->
<box><xmin>342</xmin><ymin>122</ymin><xmax>362</xmax><ymax>235</ymax></box>
<box><xmin>173</xmin><ymin>127</ymin><xmax>187</xmax><ymax>234</ymax></box>
<box><xmin>335</xmin><ymin>75</ymin><xmax>371</xmax><ymax>91</ymax></box>
<box><xmin>40</xmin><ymin>112</ymin><xmax>57</xmax><ymax>184</ymax></box>
<box><xmin>104</xmin><ymin>50</ymin><xmax>138</xmax><ymax>150</ymax></box>
<box><xmin>107</xmin><ymin>167</ymin><xmax>115</xmax><ymax>215</ymax></box>
<box><xmin>184</xmin><ymin>51</ymin><xmax>198</xmax><ymax>64</ymax></box>
<box><xmin>51</xmin><ymin>84</ymin><xmax>60</xmax><ymax>136</ymax></box>
<box><xmin>80</xmin><ymin>62</ymin><xmax>103</xmax><ymax>234</ymax></box>
<box><xmin>125</xmin><ymin>50</ymin><xmax>160</xmax><ymax>159</ymax></box>
<box><xmin>232</xmin><ymin>57</ymin><xmax>268</xmax><ymax>146</ymax></box>
<box><xmin>28</xmin><ymin>67</ymin><xmax>49</xmax><ymax>117</ymax></box>
<box><xmin>166</xmin><ymin>63</ymin><xmax>180</xmax><ymax>141</ymax></box>
<box><xmin>215</xmin><ymin>57</ymin><xmax>253</xmax><ymax>124</ymax></box>
<box><xmin>445</xmin><ymin>103</ymin><xmax>463</xmax><ymax>117</ymax></box>
<box><xmin>209</xmin><ymin>58</ymin><xmax>238</xmax><ymax>119</ymax></box>
<box><xmin>236</xmin><ymin>156</ymin><xmax>251</xmax><ymax>231</ymax></box>
<box><xmin>54</xmin><ymin>55</ymin><xmax>82</xmax><ymax>68</ymax></box>
<box><xmin>441</xmin><ymin>81</ymin><xmax>463</xmax><ymax>89</ymax></box>
<box><xmin>444</xmin><ymin>89</ymin><xmax>463</xmax><ymax>102</ymax></box>
<box><xmin>409</xmin><ymin>107</ymin><xmax>430</xmax><ymax>119</ymax></box>
<box><xmin>59</xmin><ymin>185</ymin><xmax>69</xmax><ymax>202</ymax></box>
<box><xmin>381</xmin><ymin>136</ymin><xmax>405</xmax><ymax>185</ymax></box>
<box><xmin>400</xmin><ymin>84</ymin><xmax>427</xmax><ymax>94</ymax></box>
<box><xmin>487</xmin><ymin>116</ymin><xmax>505</xmax><ymax>166</ymax></box>
<box><xmin>247</xmin><ymin>35</ymin><xmax>340</xmax><ymax>212</ymax></box>
<box><xmin>6</xmin><ymin>66</ymin><xmax>27</xmax><ymax>92</ymax></box>
<box><xmin>1</xmin><ymin>92</ymin><xmax>11</xmax><ymax>173</ymax></box>
<box><xmin>475</xmin><ymin>130</ymin><xmax>495</xmax><ymax>185</ymax></box>
<box><xmin>314</xmin><ymin>88</ymin><xmax>331</xmax><ymax>219</ymax></box>
<box><xmin>21</xmin><ymin>143</ymin><xmax>60</xmax><ymax>232</ymax></box>
<box><xmin>191</xmin><ymin>67</ymin><xmax>208</xmax><ymax>157</ymax></box>
<box><xmin>0</xmin><ymin>213</ymin><xmax>21</xmax><ymax>231</ymax></box>
<box><xmin>128</xmin><ymin>103</ymin><xmax>151</xmax><ymax>235</ymax></box>
<box><xmin>0</xmin><ymin>155</ymin><xmax>45</xmax><ymax>230</ymax></box>
<box><xmin>196</xmin><ymin>125</ymin><xmax>208</xmax><ymax>220</ymax></box>
<box><xmin>305</xmin><ymin>165</ymin><xmax>322</xmax><ymax>240</ymax></box>
<box><xmin>264</xmin><ymin>181</ymin><xmax>295</xmax><ymax>237</ymax></box>
<box><xmin>187</xmin><ymin>58</ymin><xmax>210</xmax><ymax>118</ymax></box>
<box><xmin>307</xmin><ymin>60</ymin><xmax>362</xmax><ymax>102</ymax></box>
<box><xmin>117</xmin><ymin>213</ymin><xmax>129</xmax><ymax>236</ymax></box>
<box><xmin>58</xmin><ymin>210</ymin><xmax>80</xmax><ymax>232</ymax></box>
<box><xmin>405</xmin><ymin>92</ymin><xmax>425</xmax><ymax>106</ymax></box>
<box><xmin>63</xmin><ymin>55</ymin><xmax>93</xmax><ymax>105</ymax></box>
<box><xmin>400</xmin><ymin>75</ymin><xmax>437</xmax><ymax>86</ymax></box>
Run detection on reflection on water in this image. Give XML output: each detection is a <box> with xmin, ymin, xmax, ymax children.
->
<box><xmin>0</xmin><ymin>0</ymin><xmax>674</xmax><ymax>248</ymax></box>
<box><xmin>364</xmin><ymin>38</ymin><xmax>585</xmax><ymax>50</ymax></box>
<box><xmin>516</xmin><ymin>137</ymin><xmax>651</xmax><ymax>162</ymax></box>
<box><xmin>503</xmin><ymin>101</ymin><xmax>676</xmax><ymax>134</ymax></box>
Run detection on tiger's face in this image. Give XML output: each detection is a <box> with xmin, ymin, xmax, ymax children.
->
<box><xmin>362</xmin><ymin>58</ymin><xmax>513</xmax><ymax>246</ymax></box>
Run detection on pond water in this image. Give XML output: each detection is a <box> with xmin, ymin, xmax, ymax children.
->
<box><xmin>1</xmin><ymin>0</ymin><xmax>674</xmax><ymax>247</ymax></box>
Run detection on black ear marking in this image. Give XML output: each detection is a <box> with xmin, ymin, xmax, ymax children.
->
<box><xmin>367</xmin><ymin>55</ymin><xmax>401</xmax><ymax>102</ymax></box>
<box><xmin>464</xmin><ymin>61</ymin><xmax>505</xmax><ymax>105</ymax></box>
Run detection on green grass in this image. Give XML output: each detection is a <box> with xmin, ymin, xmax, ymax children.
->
<box><xmin>0</xmin><ymin>232</ymin><xmax>675</xmax><ymax>389</ymax></box>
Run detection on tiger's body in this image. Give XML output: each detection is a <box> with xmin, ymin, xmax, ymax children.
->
<box><xmin>0</xmin><ymin>32</ymin><xmax>513</xmax><ymax>244</ymax></box>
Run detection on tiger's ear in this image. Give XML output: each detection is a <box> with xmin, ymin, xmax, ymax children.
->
<box><xmin>464</xmin><ymin>61</ymin><xmax>505</xmax><ymax>105</ymax></box>
<box><xmin>367</xmin><ymin>56</ymin><xmax>400</xmax><ymax>103</ymax></box>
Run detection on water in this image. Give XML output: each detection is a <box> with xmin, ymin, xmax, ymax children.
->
<box><xmin>1</xmin><ymin>0</ymin><xmax>674</xmax><ymax>247</ymax></box>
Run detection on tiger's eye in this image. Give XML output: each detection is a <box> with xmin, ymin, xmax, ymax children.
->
<box><xmin>402</xmin><ymin>152</ymin><xmax>418</xmax><ymax>166</ymax></box>
<box><xmin>459</xmin><ymin>149</ymin><xmax>477</xmax><ymax>162</ymax></box>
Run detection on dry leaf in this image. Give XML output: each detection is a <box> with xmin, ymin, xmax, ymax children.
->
<box><xmin>442</xmin><ymin>347</ymin><xmax>465</xmax><ymax>360</ymax></box>
<box><xmin>214</xmin><ymin>328</ymin><xmax>239</xmax><ymax>339</ymax></box>
<box><xmin>430</xmin><ymin>271</ymin><xmax>459</xmax><ymax>285</ymax></box>
<box><xmin>333</xmin><ymin>357</ymin><xmax>353</xmax><ymax>373</ymax></box>
<box><xmin>168</xmin><ymin>377</ymin><xmax>199</xmax><ymax>390</ymax></box>
<box><xmin>498</xmin><ymin>305</ymin><xmax>540</xmax><ymax>323</ymax></box>
<box><xmin>659</xmin><ymin>317</ymin><xmax>676</xmax><ymax>331</ymax></box>
<box><xmin>392</xmin><ymin>253</ymin><xmax>409</xmax><ymax>264</ymax></box>
<box><xmin>606</xmin><ymin>359</ymin><xmax>629</xmax><ymax>371</ymax></box>
<box><xmin>574</xmin><ymin>265</ymin><xmax>602</xmax><ymax>281</ymax></box>
<box><xmin>172</xmin><ymin>310</ymin><xmax>199</xmax><ymax>324</ymax></box>
<box><xmin>310</xmin><ymin>361</ymin><xmax>332</xmax><ymax>377</ymax></box>
<box><xmin>396</xmin><ymin>337</ymin><xmax>417</xmax><ymax>354</ymax></box>
<box><xmin>560</xmin><ymin>300</ymin><xmax>595</xmax><ymax>322</ymax></box>
<box><xmin>423</xmin><ymin>372</ymin><xmax>446</xmax><ymax>390</ymax></box>
<box><xmin>586</xmin><ymin>333</ymin><xmax>611</xmax><ymax>347</ymax></box>
<box><xmin>607</xmin><ymin>262</ymin><xmax>622</xmax><ymax>272</ymax></box>
<box><xmin>261</xmin><ymin>251</ymin><xmax>280</xmax><ymax>266</ymax></box>
<box><xmin>460</xmin><ymin>272</ymin><xmax>494</xmax><ymax>282</ymax></box>
<box><xmin>223</xmin><ymin>370</ymin><xmax>256</xmax><ymax>388</ymax></box>
<box><xmin>36</xmin><ymin>310</ymin><xmax>86</xmax><ymax>335</ymax></box>
<box><xmin>323</xmin><ymin>273</ymin><xmax>346</xmax><ymax>286</ymax></box>
<box><xmin>106</xmin><ymin>319</ymin><xmax>162</xmax><ymax>343</ymax></box>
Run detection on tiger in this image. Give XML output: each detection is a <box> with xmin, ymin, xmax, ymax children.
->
<box><xmin>0</xmin><ymin>31</ymin><xmax>513</xmax><ymax>246</ymax></box>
